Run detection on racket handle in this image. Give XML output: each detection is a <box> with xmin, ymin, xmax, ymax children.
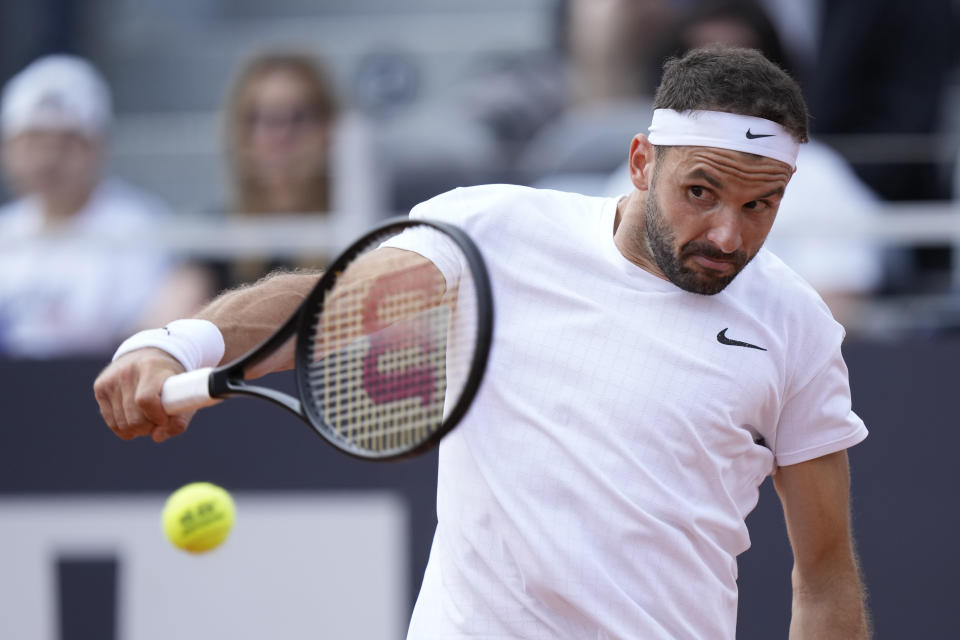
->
<box><xmin>161</xmin><ymin>367</ymin><xmax>219</xmax><ymax>414</ymax></box>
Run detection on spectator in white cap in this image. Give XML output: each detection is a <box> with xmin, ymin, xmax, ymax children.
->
<box><xmin>1</xmin><ymin>55</ymin><xmax>112</xmax><ymax>220</ymax></box>
<box><xmin>0</xmin><ymin>54</ymin><xmax>213</xmax><ymax>358</ymax></box>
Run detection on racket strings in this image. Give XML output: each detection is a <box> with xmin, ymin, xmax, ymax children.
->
<box><xmin>304</xmin><ymin>228</ymin><xmax>478</xmax><ymax>454</ymax></box>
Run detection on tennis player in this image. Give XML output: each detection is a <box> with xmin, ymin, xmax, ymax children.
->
<box><xmin>94</xmin><ymin>45</ymin><xmax>869</xmax><ymax>638</ymax></box>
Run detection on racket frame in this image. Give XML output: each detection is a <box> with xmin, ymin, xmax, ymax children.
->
<box><xmin>193</xmin><ymin>217</ymin><xmax>493</xmax><ymax>461</ymax></box>
<box><xmin>294</xmin><ymin>217</ymin><xmax>493</xmax><ymax>460</ymax></box>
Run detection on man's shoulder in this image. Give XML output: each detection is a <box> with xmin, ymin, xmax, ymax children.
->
<box><xmin>411</xmin><ymin>184</ymin><xmax>609</xmax><ymax>229</ymax></box>
<box><xmin>757</xmin><ymin>248</ymin><xmax>823</xmax><ymax>289</ymax></box>
<box><xmin>733</xmin><ymin>249</ymin><xmax>835</xmax><ymax>321</ymax></box>
<box><xmin>727</xmin><ymin>251</ymin><xmax>847</xmax><ymax>386</ymax></box>
<box><xmin>417</xmin><ymin>183</ymin><xmax>594</xmax><ymax>208</ymax></box>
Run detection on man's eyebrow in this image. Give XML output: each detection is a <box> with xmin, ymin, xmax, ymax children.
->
<box><xmin>756</xmin><ymin>186</ymin><xmax>786</xmax><ymax>200</ymax></box>
<box><xmin>686</xmin><ymin>168</ymin><xmax>722</xmax><ymax>189</ymax></box>
<box><xmin>686</xmin><ymin>168</ymin><xmax>785</xmax><ymax>200</ymax></box>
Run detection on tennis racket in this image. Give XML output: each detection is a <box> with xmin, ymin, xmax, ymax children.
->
<box><xmin>159</xmin><ymin>217</ymin><xmax>493</xmax><ymax>461</ymax></box>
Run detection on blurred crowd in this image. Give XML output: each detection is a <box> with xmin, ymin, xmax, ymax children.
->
<box><xmin>1</xmin><ymin>0</ymin><xmax>959</xmax><ymax>358</ymax></box>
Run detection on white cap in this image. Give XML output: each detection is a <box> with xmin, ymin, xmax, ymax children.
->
<box><xmin>1</xmin><ymin>54</ymin><xmax>112</xmax><ymax>140</ymax></box>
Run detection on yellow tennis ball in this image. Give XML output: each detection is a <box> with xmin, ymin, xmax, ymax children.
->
<box><xmin>162</xmin><ymin>482</ymin><xmax>235</xmax><ymax>553</ymax></box>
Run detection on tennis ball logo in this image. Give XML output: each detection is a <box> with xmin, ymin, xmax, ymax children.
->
<box><xmin>162</xmin><ymin>482</ymin><xmax>235</xmax><ymax>553</ymax></box>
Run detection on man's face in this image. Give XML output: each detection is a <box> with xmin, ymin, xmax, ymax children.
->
<box><xmin>643</xmin><ymin>146</ymin><xmax>793</xmax><ymax>295</ymax></box>
<box><xmin>1</xmin><ymin>129</ymin><xmax>102</xmax><ymax>204</ymax></box>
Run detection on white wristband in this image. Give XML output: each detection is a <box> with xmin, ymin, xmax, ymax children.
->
<box><xmin>112</xmin><ymin>319</ymin><xmax>225</xmax><ymax>371</ymax></box>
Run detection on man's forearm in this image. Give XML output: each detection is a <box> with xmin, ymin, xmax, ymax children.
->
<box><xmin>789</xmin><ymin>564</ymin><xmax>870</xmax><ymax>639</ymax></box>
<box><xmin>195</xmin><ymin>271</ymin><xmax>320</xmax><ymax>369</ymax></box>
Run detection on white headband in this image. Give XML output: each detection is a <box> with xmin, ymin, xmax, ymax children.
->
<box><xmin>647</xmin><ymin>109</ymin><xmax>800</xmax><ymax>169</ymax></box>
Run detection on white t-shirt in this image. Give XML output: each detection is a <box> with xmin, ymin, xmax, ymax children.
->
<box><xmin>0</xmin><ymin>178</ymin><xmax>175</xmax><ymax>357</ymax></box>
<box><xmin>394</xmin><ymin>184</ymin><xmax>867</xmax><ymax>639</ymax></box>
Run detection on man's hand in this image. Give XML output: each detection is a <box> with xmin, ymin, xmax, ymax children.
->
<box><xmin>93</xmin><ymin>348</ymin><xmax>195</xmax><ymax>443</ymax></box>
<box><xmin>94</xmin><ymin>270</ymin><xmax>323</xmax><ymax>441</ymax></box>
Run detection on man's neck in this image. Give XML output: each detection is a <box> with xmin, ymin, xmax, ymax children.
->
<box><xmin>613</xmin><ymin>192</ymin><xmax>664</xmax><ymax>280</ymax></box>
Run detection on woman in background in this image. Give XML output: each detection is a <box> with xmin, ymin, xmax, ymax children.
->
<box><xmin>226</xmin><ymin>53</ymin><xmax>337</xmax><ymax>217</ymax></box>
<box><xmin>218</xmin><ymin>51</ymin><xmax>386</xmax><ymax>287</ymax></box>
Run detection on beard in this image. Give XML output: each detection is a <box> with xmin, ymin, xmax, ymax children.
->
<box><xmin>644</xmin><ymin>187</ymin><xmax>755</xmax><ymax>295</ymax></box>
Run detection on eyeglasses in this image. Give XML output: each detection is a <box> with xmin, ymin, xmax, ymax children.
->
<box><xmin>245</xmin><ymin>106</ymin><xmax>322</xmax><ymax>131</ymax></box>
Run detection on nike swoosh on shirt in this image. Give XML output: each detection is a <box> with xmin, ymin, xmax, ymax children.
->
<box><xmin>716</xmin><ymin>328</ymin><xmax>767</xmax><ymax>351</ymax></box>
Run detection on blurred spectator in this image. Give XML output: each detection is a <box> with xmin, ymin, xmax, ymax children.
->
<box><xmin>561</xmin><ymin>0</ymin><xmax>672</xmax><ymax>109</ymax></box>
<box><xmin>810</xmin><ymin>0</ymin><xmax>956</xmax><ymax>202</ymax></box>
<box><xmin>645</xmin><ymin>0</ymin><xmax>794</xmax><ymax>93</ymax></box>
<box><xmin>605</xmin><ymin>0</ymin><xmax>885</xmax><ymax>329</ymax></box>
<box><xmin>0</xmin><ymin>54</ymin><xmax>213</xmax><ymax>358</ymax></box>
<box><xmin>753</xmin><ymin>0</ymin><xmax>819</xmax><ymax>90</ymax></box>
<box><xmin>377</xmin><ymin>0</ymin><xmax>675</xmax><ymax>210</ymax></box>
<box><xmin>513</xmin><ymin>0</ymin><xmax>674</xmax><ymax>190</ymax></box>
<box><xmin>217</xmin><ymin>51</ymin><xmax>387</xmax><ymax>287</ymax></box>
<box><xmin>809</xmin><ymin>0</ymin><xmax>959</xmax><ymax>293</ymax></box>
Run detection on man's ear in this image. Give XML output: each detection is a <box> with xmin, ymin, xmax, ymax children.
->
<box><xmin>628</xmin><ymin>134</ymin><xmax>656</xmax><ymax>192</ymax></box>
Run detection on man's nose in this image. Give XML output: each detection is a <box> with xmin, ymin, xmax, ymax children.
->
<box><xmin>704</xmin><ymin>206</ymin><xmax>743</xmax><ymax>254</ymax></box>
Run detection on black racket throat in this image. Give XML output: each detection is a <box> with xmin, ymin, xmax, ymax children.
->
<box><xmin>206</xmin><ymin>304</ymin><xmax>307</xmax><ymax>416</ymax></box>
<box><xmin>209</xmin><ymin>374</ymin><xmax>304</xmax><ymax>418</ymax></box>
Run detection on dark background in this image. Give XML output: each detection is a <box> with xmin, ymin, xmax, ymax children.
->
<box><xmin>2</xmin><ymin>337</ymin><xmax>956</xmax><ymax>638</ymax></box>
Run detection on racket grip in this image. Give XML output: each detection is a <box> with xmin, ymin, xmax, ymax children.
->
<box><xmin>161</xmin><ymin>367</ymin><xmax>219</xmax><ymax>414</ymax></box>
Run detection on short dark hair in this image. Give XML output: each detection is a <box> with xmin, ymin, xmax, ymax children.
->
<box><xmin>653</xmin><ymin>45</ymin><xmax>809</xmax><ymax>143</ymax></box>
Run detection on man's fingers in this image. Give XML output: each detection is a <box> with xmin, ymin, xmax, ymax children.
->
<box><xmin>120</xmin><ymin>379</ymin><xmax>158</xmax><ymax>439</ymax></box>
<box><xmin>95</xmin><ymin>374</ymin><xmax>139</xmax><ymax>439</ymax></box>
<box><xmin>167</xmin><ymin>412</ymin><xmax>192</xmax><ymax>437</ymax></box>
<box><xmin>101</xmin><ymin>396</ymin><xmax>137</xmax><ymax>441</ymax></box>
<box><xmin>94</xmin><ymin>380</ymin><xmax>118</xmax><ymax>432</ymax></box>
<box><xmin>142</xmin><ymin>369</ymin><xmax>193</xmax><ymax>442</ymax></box>
<box><xmin>93</xmin><ymin>349</ymin><xmax>187</xmax><ymax>442</ymax></box>
<box><xmin>135</xmin><ymin>374</ymin><xmax>170</xmax><ymax>427</ymax></box>
<box><xmin>152</xmin><ymin>412</ymin><xmax>192</xmax><ymax>443</ymax></box>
